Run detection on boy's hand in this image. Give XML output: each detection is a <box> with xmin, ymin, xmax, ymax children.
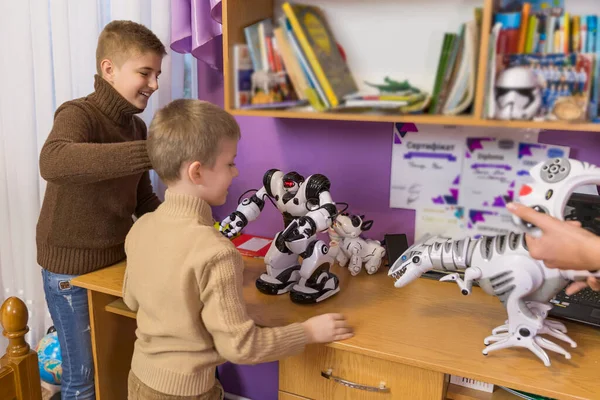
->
<box><xmin>302</xmin><ymin>313</ymin><xmax>353</xmax><ymax>344</ymax></box>
<box><xmin>507</xmin><ymin>202</ymin><xmax>600</xmax><ymax>271</ymax></box>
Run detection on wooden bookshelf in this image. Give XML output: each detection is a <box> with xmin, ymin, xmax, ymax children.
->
<box><xmin>222</xmin><ymin>0</ymin><xmax>600</xmax><ymax>133</ymax></box>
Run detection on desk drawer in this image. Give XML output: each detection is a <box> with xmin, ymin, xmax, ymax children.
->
<box><xmin>279</xmin><ymin>345</ymin><xmax>446</xmax><ymax>400</ymax></box>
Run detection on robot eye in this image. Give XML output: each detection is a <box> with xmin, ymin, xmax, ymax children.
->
<box><xmin>350</xmin><ymin>216</ymin><xmax>361</xmax><ymax>227</ymax></box>
<box><xmin>412</xmin><ymin>256</ymin><xmax>420</xmax><ymax>264</ymax></box>
<box><xmin>283</xmin><ymin>180</ymin><xmax>295</xmax><ymax>188</ymax></box>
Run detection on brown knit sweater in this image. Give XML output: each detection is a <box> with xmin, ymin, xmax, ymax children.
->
<box><xmin>123</xmin><ymin>190</ymin><xmax>307</xmax><ymax>396</ymax></box>
<box><xmin>36</xmin><ymin>75</ymin><xmax>161</xmax><ymax>275</ymax></box>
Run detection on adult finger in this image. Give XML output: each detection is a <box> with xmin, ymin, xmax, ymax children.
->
<box><xmin>588</xmin><ymin>277</ymin><xmax>600</xmax><ymax>291</ymax></box>
<box><xmin>506</xmin><ymin>202</ymin><xmax>557</xmax><ymax>231</ymax></box>
<box><xmin>566</xmin><ymin>281</ymin><xmax>588</xmax><ymax>295</ymax></box>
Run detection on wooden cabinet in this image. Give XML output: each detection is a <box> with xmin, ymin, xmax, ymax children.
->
<box><xmin>280</xmin><ymin>345</ymin><xmax>446</xmax><ymax>400</ymax></box>
<box><xmin>279</xmin><ymin>392</ymin><xmax>310</xmax><ymax>400</ymax></box>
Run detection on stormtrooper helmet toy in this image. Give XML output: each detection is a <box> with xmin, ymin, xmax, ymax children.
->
<box><xmin>494</xmin><ymin>66</ymin><xmax>542</xmax><ymax>121</ymax></box>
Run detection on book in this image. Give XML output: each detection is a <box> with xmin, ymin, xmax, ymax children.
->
<box><xmin>231</xmin><ymin>234</ymin><xmax>274</xmax><ymax>258</ymax></box>
<box><xmin>244</xmin><ymin>21</ymin><xmax>264</xmax><ymax>71</ymax></box>
<box><xmin>233</xmin><ymin>44</ymin><xmax>253</xmax><ymax>109</ymax></box>
<box><xmin>273</xmin><ymin>25</ymin><xmax>309</xmax><ymax>100</ymax></box>
<box><xmin>282</xmin><ymin>2</ymin><xmax>358</xmax><ymax>108</ymax></box>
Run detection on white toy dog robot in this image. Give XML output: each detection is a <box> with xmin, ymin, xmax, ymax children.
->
<box><xmin>220</xmin><ymin>169</ymin><xmax>341</xmax><ymax>304</ymax></box>
<box><xmin>388</xmin><ymin>157</ymin><xmax>600</xmax><ymax>366</ymax></box>
<box><xmin>328</xmin><ymin>213</ymin><xmax>386</xmax><ymax>276</ymax></box>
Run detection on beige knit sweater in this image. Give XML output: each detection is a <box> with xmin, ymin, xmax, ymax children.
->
<box><xmin>123</xmin><ymin>190</ymin><xmax>307</xmax><ymax>396</ymax></box>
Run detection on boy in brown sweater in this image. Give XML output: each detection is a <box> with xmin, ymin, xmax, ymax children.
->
<box><xmin>123</xmin><ymin>99</ymin><xmax>353</xmax><ymax>400</ymax></box>
<box><xmin>36</xmin><ymin>21</ymin><xmax>166</xmax><ymax>399</ymax></box>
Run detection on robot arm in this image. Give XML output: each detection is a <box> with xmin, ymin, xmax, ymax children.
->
<box><xmin>304</xmin><ymin>191</ymin><xmax>337</xmax><ymax>233</ymax></box>
<box><xmin>280</xmin><ymin>191</ymin><xmax>337</xmax><ymax>254</ymax></box>
<box><xmin>220</xmin><ymin>187</ymin><xmax>268</xmax><ymax>238</ymax></box>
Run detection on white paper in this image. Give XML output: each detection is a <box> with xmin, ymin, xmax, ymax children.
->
<box><xmin>414</xmin><ymin>206</ymin><xmax>467</xmax><ymax>241</ymax></box>
<box><xmin>237</xmin><ymin>237</ymin><xmax>272</xmax><ymax>252</ymax></box>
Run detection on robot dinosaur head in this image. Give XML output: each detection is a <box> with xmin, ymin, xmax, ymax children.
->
<box><xmin>282</xmin><ymin>171</ymin><xmax>304</xmax><ymax>194</ymax></box>
<box><xmin>388</xmin><ymin>241</ymin><xmax>434</xmax><ymax>288</ymax></box>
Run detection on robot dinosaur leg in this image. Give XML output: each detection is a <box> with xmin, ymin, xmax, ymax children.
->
<box><xmin>488</xmin><ymin>302</ymin><xmax>575</xmax><ymax>348</ymax></box>
<box><xmin>289</xmin><ymin>239</ymin><xmax>339</xmax><ymax>304</ymax></box>
<box><xmin>255</xmin><ymin>232</ymin><xmax>301</xmax><ymax>295</ymax></box>
<box><xmin>482</xmin><ymin>270</ymin><xmax>572</xmax><ymax>367</ymax></box>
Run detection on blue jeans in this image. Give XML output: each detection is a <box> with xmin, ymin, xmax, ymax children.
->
<box><xmin>42</xmin><ymin>269</ymin><xmax>95</xmax><ymax>399</ymax></box>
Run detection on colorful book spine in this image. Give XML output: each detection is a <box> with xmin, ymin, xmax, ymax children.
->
<box><xmin>282</xmin><ymin>2</ymin><xmax>346</xmax><ymax>107</ymax></box>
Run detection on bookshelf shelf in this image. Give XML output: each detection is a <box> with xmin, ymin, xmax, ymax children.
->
<box><xmin>230</xmin><ymin>109</ymin><xmax>600</xmax><ymax>132</ymax></box>
<box><xmin>222</xmin><ymin>0</ymin><xmax>600</xmax><ymax>133</ymax></box>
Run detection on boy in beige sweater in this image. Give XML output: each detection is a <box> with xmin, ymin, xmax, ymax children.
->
<box><xmin>123</xmin><ymin>99</ymin><xmax>353</xmax><ymax>400</ymax></box>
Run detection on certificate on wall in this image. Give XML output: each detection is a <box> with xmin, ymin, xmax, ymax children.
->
<box><xmin>459</xmin><ymin>137</ymin><xmax>520</xmax><ymax>211</ymax></box>
<box><xmin>389</xmin><ymin>125</ymin><xmax>464</xmax><ymax>210</ymax></box>
<box><xmin>390</xmin><ymin>124</ymin><xmax>538</xmax><ymax>210</ymax></box>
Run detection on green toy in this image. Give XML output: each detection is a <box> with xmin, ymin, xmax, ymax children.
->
<box><xmin>364</xmin><ymin>77</ymin><xmax>422</xmax><ymax>94</ymax></box>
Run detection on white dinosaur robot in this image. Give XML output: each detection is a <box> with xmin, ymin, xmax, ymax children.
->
<box><xmin>388</xmin><ymin>157</ymin><xmax>600</xmax><ymax>366</ymax></box>
<box><xmin>220</xmin><ymin>170</ymin><xmax>341</xmax><ymax>304</ymax></box>
<box><xmin>328</xmin><ymin>213</ymin><xmax>386</xmax><ymax>276</ymax></box>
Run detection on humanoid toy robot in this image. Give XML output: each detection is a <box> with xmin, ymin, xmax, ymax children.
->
<box><xmin>220</xmin><ymin>169</ymin><xmax>340</xmax><ymax>304</ymax></box>
<box><xmin>388</xmin><ymin>157</ymin><xmax>600</xmax><ymax>367</ymax></box>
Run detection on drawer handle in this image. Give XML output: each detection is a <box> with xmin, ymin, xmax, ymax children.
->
<box><xmin>321</xmin><ymin>368</ymin><xmax>390</xmax><ymax>393</ymax></box>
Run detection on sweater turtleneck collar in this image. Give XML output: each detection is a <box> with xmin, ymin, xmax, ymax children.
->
<box><xmin>160</xmin><ymin>190</ymin><xmax>214</xmax><ymax>226</ymax></box>
<box><xmin>88</xmin><ymin>74</ymin><xmax>144</xmax><ymax>126</ymax></box>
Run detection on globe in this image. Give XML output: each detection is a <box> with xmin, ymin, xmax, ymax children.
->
<box><xmin>36</xmin><ymin>330</ymin><xmax>62</xmax><ymax>385</ymax></box>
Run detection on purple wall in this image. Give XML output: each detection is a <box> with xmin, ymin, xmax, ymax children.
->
<box><xmin>199</xmin><ymin>63</ymin><xmax>600</xmax><ymax>400</ymax></box>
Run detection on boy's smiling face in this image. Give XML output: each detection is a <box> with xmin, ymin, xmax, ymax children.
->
<box><xmin>102</xmin><ymin>51</ymin><xmax>163</xmax><ymax>109</ymax></box>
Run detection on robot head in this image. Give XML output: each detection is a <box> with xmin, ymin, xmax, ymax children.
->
<box><xmin>495</xmin><ymin>66</ymin><xmax>542</xmax><ymax>120</ymax></box>
<box><xmin>388</xmin><ymin>243</ymin><xmax>433</xmax><ymax>288</ymax></box>
<box><xmin>332</xmin><ymin>213</ymin><xmax>373</xmax><ymax>238</ymax></box>
<box><xmin>282</xmin><ymin>171</ymin><xmax>304</xmax><ymax>194</ymax></box>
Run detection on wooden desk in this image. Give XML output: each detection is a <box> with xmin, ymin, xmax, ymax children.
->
<box><xmin>72</xmin><ymin>258</ymin><xmax>600</xmax><ymax>400</ymax></box>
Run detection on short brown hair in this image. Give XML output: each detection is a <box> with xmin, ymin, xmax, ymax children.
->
<box><xmin>148</xmin><ymin>99</ymin><xmax>241</xmax><ymax>183</ymax></box>
<box><xmin>96</xmin><ymin>20</ymin><xmax>167</xmax><ymax>75</ymax></box>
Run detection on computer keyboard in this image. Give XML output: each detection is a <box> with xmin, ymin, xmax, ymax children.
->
<box><xmin>553</xmin><ymin>287</ymin><xmax>600</xmax><ymax>306</ymax></box>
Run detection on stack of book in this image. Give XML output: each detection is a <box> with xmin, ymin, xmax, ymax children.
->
<box><xmin>233</xmin><ymin>2</ymin><xmax>358</xmax><ymax>111</ymax></box>
<box><xmin>428</xmin><ymin>8</ymin><xmax>483</xmax><ymax>115</ymax></box>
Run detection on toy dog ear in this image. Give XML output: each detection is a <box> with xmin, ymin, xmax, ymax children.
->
<box><xmin>361</xmin><ymin>220</ymin><xmax>373</xmax><ymax>231</ymax></box>
<box><xmin>350</xmin><ymin>215</ymin><xmax>361</xmax><ymax>227</ymax></box>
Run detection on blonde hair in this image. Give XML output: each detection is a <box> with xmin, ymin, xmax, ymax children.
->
<box><xmin>96</xmin><ymin>20</ymin><xmax>166</xmax><ymax>75</ymax></box>
<box><xmin>148</xmin><ymin>99</ymin><xmax>241</xmax><ymax>183</ymax></box>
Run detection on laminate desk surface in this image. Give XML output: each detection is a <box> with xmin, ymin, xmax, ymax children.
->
<box><xmin>72</xmin><ymin>257</ymin><xmax>600</xmax><ymax>400</ymax></box>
